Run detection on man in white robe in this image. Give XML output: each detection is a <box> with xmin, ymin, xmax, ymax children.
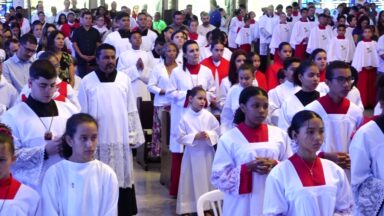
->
<box><xmin>104</xmin><ymin>12</ymin><xmax>132</xmax><ymax>58</ymax></box>
<box><xmin>133</xmin><ymin>12</ymin><xmax>158</xmax><ymax>52</ymax></box>
<box><xmin>258</xmin><ymin>5</ymin><xmax>279</xmax><ymax>57</ymax></box>
<box><xmin>77</xmin><ymin>44</ymin><xmax>145</xmax><ymax>216</ymax></box>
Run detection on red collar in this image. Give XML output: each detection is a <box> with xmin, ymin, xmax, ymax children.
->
<box><xmin>318</xmin><ymin>25</ymin><xmax>326</xmax><ymax>30</ymax></box>
<box><xmin>280</xmin><ymin>22</ymin><xmax>287</xmax><ymax>24</ymax></box>
<box><xmin>337</xmin><ymin>35</ymin><xmax>346</xmax><ymax>39</ymax></box>
<box><xmin>289</xmin><ymin>154</ymin><xmax>326</xmax><ymax>187</ymax></box>
<box><xmin>318</xmin><ymin>94</ymin><xmax>350</xmax><ymax>114</ymax></box>
<box><xmin>250</xmin><ymin>19</ymin><xmax>255</xmax><ymax>24</ymax></box>
<box><xmin>300</xmin><ymin>18</ymin><xmax>308</xmax><ymax>22</ymax></box>
<box><xmin>188</xmin><ymin>32</ymin><xmax>198</xmax><ymax>40</ymax></box>
<box><xmin>0</xmin><ymin>175</ymin><xmax>21</xmax><ymax>200</ymax></box>
<box><xmin>186</xmin><ymin>63</ymin><xmax>201</xmax><ymax>75</ymax></box>
<box><xmin>363</xmin><ymin>38</ymin><xmax>372</xmax><ymax>42</ymax></box>
<box><xmin>237</xmin><ymin>122</ymin><xmax>268</xmax><ymax>143</ymax></box>
<box><xmin>293</xmin><ymin>11</ymin><xmax>299</xmax><ymax>16</ymax></box>
<box><xmin>237</xmin><ymin>16</ymin><xmax>243</xmax><ymax>21</ymax></box>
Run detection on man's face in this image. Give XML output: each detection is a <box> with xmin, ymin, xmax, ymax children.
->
<box><xmin>29</xmin><ymin>76</ymin><xmax>57</xmax><ymax>103</ymax></box>
<box><xmin>96</xmin><ymin>49</ymin><xmax>116</xmax><ymax>74</ymax></box>
<box><xmin>81</xmin><ymin>14</ymin><xmax>92</xmax><ymax>27</ymax></box>
<box><xmin>201</xmin><ymin>15</ymin><xmax>209</xmax><ymax>25</ymax></box>
<box><xmin>64</xmin><ymin>0</ymin><xmax>70</xmax><ymax>9</ymax></box>
<box><xmin>137</xmin><ymin>14</ymin><xmax>147</xmax><ymax>29</ymax></box>
<box><xmin>118</xmin><ymin>16</ymin><xmax>130</xmax><ymax>31</ymax></box>
<box><xmin>18</xmin><ymin>42</ymin><xmax>37</xmax><ymax>61</ymax></box>
<box><xmin>174</xmin><ymin>14</ymin><xmax>184</xmax><ymax>25</ymax></box>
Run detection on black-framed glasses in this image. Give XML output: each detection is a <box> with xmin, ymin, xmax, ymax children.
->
<box><xmin>21</xmin><ymin>44</ymin><xmax>36</xmax><ymax>54</ymax></box>
<box><xmin>332</xmin><ymin>76</ymin><xmax>354</xmax><ymax>84</ymax></box>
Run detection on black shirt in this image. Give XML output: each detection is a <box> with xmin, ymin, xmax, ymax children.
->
<box><xmin>25</xmin><ymin>96</ymin><xmax>58</xmax><ymax>117</ymax></box>
<box><xmin>118</xmin><ymin>29</ymin><xmax>130</xmax><ymax>38</ymax></box>
<box><xmin>95</xmin><ymin>68</ymin><xmax>117</xmax><ymax>82</ymax></box>
<box><xmin>295</xmin><ymin>90</ymin><xmax>320</xmax><ymax>107</ymax></box>
<box><xmin>71</xmin><ymin>26</ymin><xmax>101</xmax><ymax>62</ymax></box>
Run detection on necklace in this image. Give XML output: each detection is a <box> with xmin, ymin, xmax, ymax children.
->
<box><xmin>38</xmin><ymin>116</ymin><xmax>54</xmax><ymax>140</ymax></box>
<box><xmin>298</xmin><ymin>155</ymin><xmax>316</xmax><ymax>177</ymax></box>
<box><xmin>0</xmin><ymin>177</ymin><xmax>12</xmax><ymax>213</ymax></box>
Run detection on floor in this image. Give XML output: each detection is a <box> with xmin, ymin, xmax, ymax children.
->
<box><xmin>134</xmin><ymin>161</ymin><xmax>177</xmax><ymax>216</ymax></box>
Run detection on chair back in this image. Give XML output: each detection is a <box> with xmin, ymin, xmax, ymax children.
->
<box><xmin>197</xmin><ymin>189</ymin><xmax>224</xmax><ymax>216</ymax></box>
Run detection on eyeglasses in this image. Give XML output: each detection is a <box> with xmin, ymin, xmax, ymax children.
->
<box><xmin>21</xmin><ymin>44</ymin><xmax>36</xmax><ymax>54</ymax></box>
<box><xmin>332</xmin><ymin>76</ymin><xmax>354</xmax><ymax>84</ymax></box>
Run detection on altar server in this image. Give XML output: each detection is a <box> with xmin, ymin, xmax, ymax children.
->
<box><xmin>265</xmin><ymin>42</ymin><xmax>292</xmax><ymax>90</ymax></box>
<box><xmin>327</xmin><ymin>24</ymin><xmax>355</xmax><ymax>63</ymax></box>
<box><xmin>306</xmin><ymin>14</ymin><xmax>333</xmax><ymax>54</ymax></box>
<box><xmin>104</xmin><ymin>12</ymin><xmax>132</xmax><ymax>58</ymax></box>
<box><xmin>269</xmin><ymin>13</ymin><xmax>292</xmax><ymax>63</ymax></box>
<box><xmin>290</xmin><ymin>8</ymin><xmax>312</xmax><ymax>60</ymax></box>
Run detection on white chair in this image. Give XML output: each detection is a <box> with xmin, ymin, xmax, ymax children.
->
<box><xmin>197</xmin><ymin>189</ymin><xmax>225</xmax><ymax>216</ymax></box>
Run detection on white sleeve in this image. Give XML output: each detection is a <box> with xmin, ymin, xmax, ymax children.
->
<box><xmin>277</xmin><ymin>100</ymin><xmax>291</xmax><ymax>132</ymax></box>
<box><xmin>100</xmin><ymin>171</ymin><xmax>119</xmax><ymax>216</ymax></box>
<box><xmin>220</xmin><ymin>91</ymin><xmax>234</xmax><ymax>134</ymax></box>
<box><xmin>205</xmin><ymin>114</ymin><xmax>221</xmax><ymax>145</ymax></box>
<box><xmin>334</xmin><ymin>167</ymin><xmax>354</xmax><ymax>215</ymax></box>
<box><xmin>147</xmin><ymin>68</ymin><xmax>162</xmax><ymax>95</ymax></box>
<box><xmin>77</xmin><ymin>81</ymin><xmax>88</xmax><ymax>113</ymax></box>
<box><xmin>176</xmin><ymin>117</ymin><xmax>198</xmax><ymax>146</ymax></box>
<box><xmin>42</xmin><ymin>168</ymin><xmax>60</xmax><ymax>216</ymax></box>
<box><xmin>126</xmin><ymin>80</ymin><xmax>145</xmax><ymax>147</ymax></box>
<box><xmin>263</xmin><ymin>168</ymin><xmax>289</xmax><ymax>215</ymax></box>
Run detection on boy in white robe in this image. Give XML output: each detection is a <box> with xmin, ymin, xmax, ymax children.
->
<box><xmin>258</xmin><ymin>5</ymin><xmax>279</xmax><ymax>57</ymax></box>
<box><xmin>235</xmin><ymin>14</ymin><xmax>253</xmax><ymax>53</ymax></box>
<box><xmin>77</xmin><ymin>44</ymin><xmax>144</xmax><ymax>216</ymax></box>
<box><xmin>306</xmin><ymin>14</ymin><xmax>333</xmax><ymax>54</ymax></box>
<box><xmin>305</xmin><ymin>61</ymin><xmax>363</xmax><ymax>174</ymax></box>
<box><xmin>104</xmin><ymin>12</ymin><xmax>132</xmax><ymax>58</ymax></box>
<box><xmin>269</xmin><ymin>13</ymin><xmax>291</xmax><ymax>57</ymax></box>
<box><xmin>117</xmin><ymin>31</ymin><xmax>154</xmax><ymax>101</ymax></box>
<box><xmin>290</xmin><ymin>8</ymin><xmax>312</xmax><ymax>60</ymax></box>
<box><xmin>327</xmin><ymin>24</ymin><xmax>356</xmax><ymax>63</ymax></box>
<box><xmin>42</xmin><ymin>113</ymin><xmax>119</xmax><ymax>216</ymax></box>
<box><xmin>228</xmin><ymin>9</ymin><xmax>244</xmax><ymax>49</ymax></box>
<box><xmin>0</xmin><ymin>123</ymin><xmax>41</xmax><ymax>216</ymax></box>
<box><xmin>0</xmin><ymin>60</ymin><xmax>78</xmax><ymax>191</ymax></box>
<box><xmin>132</xmin><ymin>12</ymin><xmax>158</xmax><ymax>52</ymax></box>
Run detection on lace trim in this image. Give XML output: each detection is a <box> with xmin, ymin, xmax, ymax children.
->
<box><xmin>354</xmin><ymin>177</ymin><xmax>384</xmax><ymax>216</ymax></box>
<box><xmin>211</xmin><ymin>164</ymin><xmax>240</xmax><ymax>195</ymax></box>
<box><xmin>11</xmin><ymin>145</ymin><xmax>45</xmax><ymax>187</ymax></box>
<box><xmin>127</xmin><ymin>111</ymin><xmax>145</xmax><ymax>148</ymax></box>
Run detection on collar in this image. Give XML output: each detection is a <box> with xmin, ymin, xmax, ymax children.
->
<box><xmin>237</xmin><ymin>15</ymin><xmax>243</xmax><ymax>21</ymax></box>
<box><xmin>293</xmin><ymin>11</ymin><xmax>299</xmax><ymax>16</ymax></box>
<box><xmin>237</xmin><ymin>122</ymin><xmax>268</xmax><ymax>143</ymax></box>
<box><xmin>186</xmin><ymin>63</ymin><xmax>201</xmax><ymax>75</ymax></box>
<box><xmin>289</xmin><ymin>154</ymin><xmax>326</xmax><ymax>187</ymax></box>
<box><xmin>318</xmin><ymin>25</ymin><xmax>326</xmax><ymax>30</ymax></box>
<box><xmin>337</xmin><ymin>35</ymin><xmax>345</xmax><ymax>39</ymax></box>
<box><xmin>25</xmin><ymin>95</ymin><xmax>58</xmax><ymax>117</ymax></box>
<box><xmin>0</xmin><ymin>175</ymin><xmax>21</xmax><ymax>200</ymax></box>
<box><xmin>188</xmin><ymin>32</ymin><xmax>198</xmax><ymax>40</ymax></box>
<box><xmin>300</xmin><ymin>18</ymin><xmax>308</xmax><ymax>22</ymax></box>
<box><xmin>318</xmin><ymin>94</ymin><xmax>350</xmax><ymax>114</ymax></box>
<box><xmin>152</xmin><ymin>49</ymin><xmax>160</xmax><ymax>58</ymax></box>
<box><xmin>95</xmin><ymin>68</ymin><xmax>117</xmax><ymax>82</ymax></box>
<box><xmin>286</xmin><ymin>16</ymin><xmax>293</xmax><ymax>22</ymax></box>
<box><xmin>118</xmin><ymin>29</ymin><xmax>130</xmax><ymax>38</ymax></box>
<box><xmin>363</xmin><ymin>38</ymin><xmax>372</xmax><ymax>42</ymax></box>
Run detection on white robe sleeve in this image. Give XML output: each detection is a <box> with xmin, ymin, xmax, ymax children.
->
<box><xmin>177</xmin><ymin>117</ymin><xmax>199</xmax><ymax>146</ymax></box>
<box><xmin>126</xmin><ymin>79</ymin><xmax>145</xmax><ymax>147</ymax></box>
<box><xmin>77</xmin><ymin>81</ymin><xmax>89</xmax><ymax>113</ymax></box>
<box><xmin>66</xmin><ymin>84</ymin><xmax>81</xmax><ymax>111</ymax></box>
<box><xmin>306</xmin><ymin>28</ymin><xmax>317</xmax><ymax>54</ymax></box>
<box><xmin>100</xmin><ymin>171</ymin><xmax>119</xmax><ymax>216</ymax></box>
<box><xmin>205</xmin><ymin>114</ymin><xmax>220</xmax><ymax>146</ymax></box>
<box><xmin>147</xmin><ymin>68</ymin><xmax>162</xmax><ymax>95</ymax></box>
<box><xmin>166</xmin><ymin>70</ymin><xmax>187</xmax><ymax>105</ymax></box>
<box><xmin>334</xmin><ymin>168</ymin><xmax>354</xmax><ymax>215</ymax></box>
<box><xmin>220</xmin><ymin>90</ymin><xmax>234</xmax><ymax>134</ymax></box>
<box><xmin>277</xmin><ymin>100</ymin><xmax>291</xmax><ymax>133</ymax></box>
<box><xmin>42</xmin><ymin>167</ymin><xmax>60</xmax><ymax>216</ymax></box>
<box><xmin>268</xmin><ymin>89</ymin><xmax>280</xmax><ymax>126</ymax></box>
<box><xmin>263</xmin><ymin>167</ymin><xmax>289</xmax><ymax>215</ymax></box>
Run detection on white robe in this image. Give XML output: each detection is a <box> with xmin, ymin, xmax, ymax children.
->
<box><xmin>176</xmin><ymin>108</ymin><xmax>220</xmax><ymax>214</ymax></box>
<box><xmin>197</xmin><ymin>24</ymin><xmax>216</xmax><ymax>38</ymax></box>
<box><xmin>0</xmin><ymin>77</ymin><xmax>17</xmax><ymax>115</ymax></box>
<box><xmin>327</xmin><ymin>36</ymin><xmax>356</xmax><ymax>63</ymax></box>
<box><xmin>268</xmin><ymin>81</ymin><xmax>301</xmax><ymax>126</ymax></box>
<box><xmin>199</xmin><ymin>46</ymin><xmax>232</xmax><ymax>62</ymax></box>
<box><xmin>306</xmin><ymin>25</ymin><xmax>333</xmax><ymax>54</ymax></box>
<box><xmin>352</xmin><ymin>40</ymin><xmax>380</xmax><ymax>72</ymax></box>
<box><xmin>374</xmin><ymin>103</ymin><xmax>382</xmax><ymax>115</ymax></box>
<box><xmin>77</xmin><ymin>72</ymin><xmax>145</xmax><ymax>188</ymax></box>
<box><xmin>258</xmin><ymin>15</ymin><xmax>279</xmax><ymax>44</ymax></box>
<box><xmin>104</xmin><ymin>31</ymin><xmax>132</xmax><ymax>58</ymax></box>
<box><xmin>235</xmin><ymin>27</ymin><xmax>252</xmax><ymax>46</ymax></box>
<box><xmin>166</xmin><ymin>65</ymin><xmax>215</xmax><ymax>153</ymax></box>
<box><xmin>269</xmin><ymin>23</ymin><xmax>291</xmax><ymax>54</ymax></box>
<box><xmin>218</xmin><ymin>77</ymin><xmax>231</xmax><ymax>109</ymax></box>
<box><xmin>140</xmin><ymin>29</ymin><xmax>158</xmax><ymax>52</ymax></box>
<box><xmin>147</xmin><ymin>63</ymin><xmax>173</xmax><ymax>107</ymax></box>
<box><xmin>42</xmin><ymin>159</ymin><xmax>119</xmax><ymax>216</ymax></box>
<box><xmin>228</xmin><ymin>17</ymin><xmax>244</xmax><ymax>48</ymax></box>
<box><xmin>189</xmin><ymin>34</ymin><xmax>208</xmax><ymax>48</ymax></box>
<box><xmin>263</xmin><ymin>158</ymin><xmax>353</xmax><ymax>216</ymax></box>
<box><xmin>290</xmin><ymin>21</ymin><xmax>312</xmax><ymax>47</ymax></box>
<box><xmin>117</xmin><ymin>49</ymin><xmax>154</xmax><ymax>101</ymax></box>
<box><xmin>211</xmin><ymin>125</ymin><xmax>292</xmax><ymax>216</ymax></box>
<box><xmin>0</xmin><ymin>101</ymin><xmax>78</xmax><ymax>190</ymax></box>
<box><xmin>378</xmin><ymin>35</ymin><xmax>384</xmax><ymax>72</ymax></box>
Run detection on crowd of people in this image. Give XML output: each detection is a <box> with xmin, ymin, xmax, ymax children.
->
<box><xmin>0</xmin><ymin>0</ymin><xmax>383</xmax><ymax>215</ymax></box>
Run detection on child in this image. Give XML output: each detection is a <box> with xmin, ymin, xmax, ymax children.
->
<box><xmin>221</xmin><ymin>63</ymin><xmax>257</xmax><ymax>133</ymax></box>
<box><xmin>236</xmin><ymin>14</ymin><xmax>253</xmax><ymax>53</ymax></box>
<box><xmin>247</xmin><ymin>52</ymin><xmax>267</xmax><ymax>91</ymax></box>
<box><xmin>42</xmin><ymin>113</ymin><xmax>119</xmax><ymax>215</ymax></box>
<box><xmin>0</xmin><ymin>59</ymin><xmax>17</xmax><ymax>115</ymax></box>
<box><xmin>93</xmin><ymin>15</ymin><xmax>109</xmax><ymax>41</ymax></box>
<box><xmin>0</xmin><ymin>123</ymin><xmax>41</xmax><ymax>215</ymax></box>
<box><xmin>162</xmin><ymin>26</ymin><xmax>175</xmax><ymax>43</ymax></box>
<box><xmin>269</xmin><ymin>13</ymin><xmax>292</xmax><ymax>65</ymax></box>
<box><xmin>176</xmin><ymin>86</ymin><xmax>220</xmax><ymax>215</ymax></box>
<box><xmin>212</xmin><ymin>86</ymin><xmax>292</xmax><ymax>216</ymax></box>
<box><xmin>327</xmin><ymin>24</ymin><xmax>356</xmax><ymax>63</ymax></box>
<box><xmin>290</xmin><ymin>8</ymin><xmax>312</xmax><ymax>60</ymax></box>
<box><xmin>266</xmin><ymin>42</ymin><xmax>293</xmax><ymax>90</ymax></box>
<box><xmin>188</xmin><ymin>19</ymin><xmax>207</xmax><ymax>47</ymax></box>
<box><xmin>307</xmin><ymin>14</ymin><xmax>333</xmax><ymax>54</ymax></box>
<box><xmin>310</xmin><ymin>48</ymin><xmax>328</xmax><ymax>82</ymax></box>
<box><xmin>352</xmin><ymin>26</ymin><xmax>380</xmax><ymax>108</ymax></box>
<box><xmin>268</xmin><ymin>57</ymin><xmax>302</xmax><ymax>126</ymax></box>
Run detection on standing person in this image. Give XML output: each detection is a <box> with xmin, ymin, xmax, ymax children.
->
<box><xmin>197</xmin><ymin>11</ymin><xmax>215</xmax><ymax>38</ymax></box>
<box><xmin>183</xmin><ymin>4</ymin><xmax>198</xmax><ymax>26</ymax></box>
<box><xmin>228</xmin><ymin>8</ymin><xmax>244</xmax><ymax>50</ymax></box>
<box><xmin>265</xmin><ymin>42</ymin><xmax>293</xmax><ymax>90</ymax></box>
<box><xmin>71</xmin><ymin>11</ymin><xmax>101</xmax><ymax>78</ymax></box>
<box><xmin>269</xmin><ymin>12</ymin><xmax>292</xmax><ymax>64</ymax></box>
<box><xmin>310</xmin><ymin>48</ymin><xmax>328</xmax><ymax>82</ymax></box>
<box><xmin>212</xmin><ymin>86</ymin><xmax>292</xmax><ymax>216</ymax></box>
<box><xmin>169</xmin><ymin>11</ymin><xmax>188</xmax><ymax>32</ymax></box>
<box><xmin>134</xmin><ymin>12</ymin><xmax>158</xmax><ymax>52</ymax></box>
<box><xmin>290</xmin><ymin>8</ymin><xmax>312</xmax><ymax>60</ymax></box>
<box><xmin>0</xmin><ymin>60</ymin><xmax>78</xmax><ymax>191</ymax></box>
<box><xmin>77</xmin><ymin>44</ymin><xmax>144</xmax><ymax>216</ymax></box>
<box><xmin>104</xmin><ymin>12</ymin><xmax>132</xmax><ymax>58</ymax></box>
<box><xmin>247</xmin><ymin>52</ymin><xmax>267</xmax><ymax>91</ymax></box>
<box><xmin>258</xmin><ymin>5</ymin><xmax>279</xmax><ymax>67</ymax></box>
<box><xmin>235</xmin><ymin>14</ymin><xmax>253</xmax><ymax>53</ymax></box>
<box><xmin>263</xmin><ymin>110</ymin><xmax>353</xmax><ymax>215</ymax></box>
<box><xmin>56</xmin><ymin>0</ymin><xmax>72</xmax><ymax>22</ymax></box>
<box><xmin>0</xmin><ymin>58</ymin><xmax>18</xmax><ymax>116</ymax></box>
<box><xmin>153</xmin><ymin>12</ymin><xmax>167</xmax><ymax>34</ymax></box>
<box><xmin>42</xmin><ymin>113</ymin><xmax>119</xmax><ymax>215</ymax></box>
<box><xmin>327</xmin><ymin>24</ymin><xmax>356</xmax><ymax>64</ymax></box>
<box><xmin>305</xmin><ymin>61</ymin><xmax>363</xmax><ymax>175</ymax></box>
<box><xmin>379</xmin><ymin>34</ymin><xmax>384</xmax><ymax>74</ymax></box>
<box><xmin>352</xmin><ymin>16</ymin><xmax>370</xmax><ymax>44</ymax></box>
<box><xmin>0</xmin><ymin>124</ymin><xmax>41</xmax><ymax>215</ymax></box>
<box><xmin>188</xmin><ymin>19</ymin><xmax>207</xmax><ymax>48</ymax></box>
<box><xmin>306</xmin><ymin>14</ymin><xmax>334</xmax><ymax>54</ymax></box>
<box><xmin>352</xmin><ymin>26</ymin><xmax>380</xmax><ymax>109</ymax></box>
<box><xmin>167</xmin><ymin>40</ymin><xmax>215</xmax><ymax>197</ymax></box>
<box><xmin>56</xmin><ymin>14</ymin><xmax>72</xmax><ymax>38</ymax></box>
<box><xmin>147</xmin><ymin>42</ymin><xmax>179</xmax><ymax>158</ymax></box>
<box><xmin>176</xmin><ymin>86</ymin><xmax>220</xmax><ymax>215</ymax></box>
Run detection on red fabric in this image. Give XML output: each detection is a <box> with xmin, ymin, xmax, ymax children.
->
<box><xmin>362</xmin><ymin>39</ymin><xmax>372</xmax><ymax>42</ymax></box>
<box><xmin>318</xmin><ymin>25</ymin><xmax>326</xmax><ymax>30</ymax></box>
<box><xmin>21</xmin><ymin>94</ymin><xmax>27</xmax><ymax>102</ymax></box>
<box><xmin>185</xmin><ymin>63</ymin><xmax>201</xmax><ymax>75</ymax></box>
<box><xmin>318</xmin><ymin>94</ymin><xmax>350</xmax><ymax>114</ymax></box>
<box><xmin>68</xmin><ymin>22</ymin><xmax>80</xmax><ymax>30</ymax></box>
<box><xmin>319</xmin><ymin>69</ymin><xmax>326</xmax><ymax>82</ymax></box>
<box><xmin>60</xmin><ymin>23</ymin><xmax>72</xmax><ymax>38</ymax></box>
<box><xmin>293</xmin><ymin>11</ymin><xmax>299</xmax><ymax>16</ymax></box>
<box><xmin>250</xmin><ymin>19</ymin><xmax>255</xmax><ymax>24</ymax></box>
<box><xmin>239</xmin><ymin>164</ymin><xmax>253</xmax><ymax>194</ymax></box>
<box><xmin>201</xmin><ymin>56</ymin><xmax>229</xmax><ymax>85</ymax></box>
<box><xmin>294</xmin><ymin>43</ymin><xmax>308</xmax><ymax>61</ymax></box>
<box><xmin>239</xmin><ymin>44</ymin><xmax>251</xmax><ymax>53</ymax></box>
<box><xmin>317</xmin><ymin>152</ymin><xmax>326</xmax><ymax>158</ymax></box>
<box><xmin>188</xmin><ymin>32</ymin><xmax>198</xmax><ymax>40</ymax></box>
<box><xmin>337</xmin><ymin>35</ymin><xmax>346</xmax><ymax>39</ymax></box>
<box><xmin>273</xmin><ymin>48</ymin><xmax>281</xmax><ymax>65</ymax></box>
<box><xmin>300</xmin><ymin>18</ymin><xmax>308</xmax><ymax>22</ymax></box>
<box><xmin>357</xmin><ymin>67</ymin><xmax>377</xmax><ymax>108</ymax></box>
<box><xmin>255</xmin><ymin>71</ymin><xmax>268</xmax><ymax>91</ymax></box>
<box><xmin>169</xmin><ymin>153</ymin><xmax>183</xmax><ymax>196</ymax></box>
<box><xmin>237</xmin><ymin>16</ymin><xmax>243</xmax><ymax>21</ymax></box>
<box><xmin>56</xmin><ymin>81</ymin><xmax>68</xmax><ymax>102</ymax></box>
<box><xmin>0</xmin><ymin>175</ymin><xmax>21</xmax><ymax>199</ymax></box>
<box><xmin>237</xmin><ymin>122</ymin><xmax>269</xmax><ymax>143</ymax></box>
<box><xmin>266</xmin><ymin>61</ymin><xmax>283</xmax><ymax>90</ymax></box>
<box><xmin>289</xmin><ymin>154</ymin><xmax>326</xmax><ymax>187</ymax></box>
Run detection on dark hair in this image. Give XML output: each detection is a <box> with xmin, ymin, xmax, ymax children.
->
<box><xmin>347</xmin><ymin>14</ymin><xmax>355</xmax><ymax>24</ymax></box>
<box><xmin>293</xmin><ymin>60</ymin><xmax>317</xmax><ymax>86</ymax></box>
<box><xmin>95</xmin><ymin>43</ymin><xmax>116</xmax><ymax>59</ymax></box>
<box><xmin>237</xmin><ymin>63</ymin><xmax>254</xmax><ymax>76</ymax></box>
<box><xmin>19</xmin><ymin>33</ymin><xmax>37</xmax><ymax>46</ymax></box>
<box><xmin>377</xmin><ymin>73</ymin><xmax>384</xmax><ymax>102</ymax></box>
<box><xmin>187</xmin><ymin>86</ymin><xmax>206</xmax><ymax>99</ymax></box>
<box><xmin>246</xmin><ymin>52</ymin><xmax>260</xmax><ymax>65</ymax></box>
<box><xmin>154</xmin><ymin>36</ymin><xmax>166</xmax><ymax>47</ymax></box>
<box><xmin>160</xmin><ymin>42</ymin><xmax>179</xmax><ymax>60</ymax></box>
<box><xmin>210</xmin><ymin>39</ymin><xmax>225</xmax><ymax>50</ymax></box>
<box><xmin>61</xmin><ymin>113</ymin><xmax>98</xmax><ymax>159</ymax></box>
<box><xmin>233</xmin><ymin>86</ymin><xmax>268</xmax><ymax>124</ymax></box>
<box><xmin>163</xmin><ymin>26</ymin><xmax>173</xmax><ymax>34</ymax></box>
<box><xmin>172</xmin><ymin>11</ymin><xmax>183</xmax><ymax>18</ymax></box>
<box><xmin>318</xmin><ymin>13</ymin><xmax>328</xmax><ymax>19</ymax></box>
<box><xmin>37</xmin><ymin>11</ymin><xmax>45</xmax><ymax>16</ymax></box>
<box><xmin>287</xmin><ymin>110</ymin><xmax>322</xmax><ymax>139</ymax></box>
<box><xmin>286</xmin><ymin>5</ymin><xmax>293</xmax><ymax>10</ymax></box>
<box><xmin>46</xmin><ymin>30</ymin><xmax>66</xmax><ymax>52</ymax></box>
<box><xmin>31</xmin><ymin>20</ymin><xmax>43</xmax><ymax>33</ymax></box>
<box><xmin>377</xmin><ymin>11</ymin><xmax>384</xmax><ymax>36</ymax></box>
<box><xmin>278</xmin><ymin>42</ymin><xmax>291</xmax><ymax>52</ymax></box>
<box><xmin>182</xmin><ymin>40</ymin><xmax>198</xmax><ymax>70</ymax></box>
<box><xmin>300</xmin><ymin>8</ymin><xmax>308</xmax><ymax>13</ymax></box>
<box><xmin>277</xmin><ymin>69</ymin><xmax>285</xmax><ymax>80</ymax></box>
<box><xmin>283</xmin><ymin>57</ymin><xmax>301</xmax><ymax>70</ymax></box>
<box><xmin>57</xmin><ymin>14</ymin><xmax>67</xmax><ymax>25</ymax></box>
<box><xmin>38</xmin><ymin>51</ymin><xmax>57</xmax><ymax>61</ymax></box>
<box><xmin>337</xmin><ymin>24</ymin><xmax>347</xmax><ymax>30</ymax></box>
<box><xmin>171</xmin><ymin>29</ymin><xmax>187</xmax><ymax>40</ymax></box>
<box><xmin>115</xmin><ymin>11</ymin><xmax>129</xmax><ymax>21</ymax></box>
<box><xmin>310</xmin><ymin>48</ymin><xmax>326</xmax><ymax>61</ymax></box>
<box><xmin>129</xmin><ymin>30</ymin><xmax>141</xmax><ymax>39</ymax></box>
<box><xmin>29</xmin><ymin>59</ymin><xmax>57</xmax><ymax>80</ymax></box>
<box><xmin>243</xmin><ymin>13</ymin><xmax>250</xmax><ymax>23</ymax></box>
<box><xmin>357</xmin><ymin>15</ymin><xmax>370</xmax><ymax>28</ymax></box>
<box><xmin>81</xmin><ymin>11</ymin><xmax>92</xmax><ymax>18</ymax></box>
<box><xmin>325</xmin><ymin>60</ymin><xmax>350</xmax><ymax>81</ymax></box>
<box><xmin>0</xmin><ymin>123</ymin><xmax>14</xmax><ymax>155</ymax></box>
<box><xmin>350</xmin><ymin>65</ymin><xmax>358</xmax><ymax>87</ymax></box>
<box><xmin>229</xmin><ymin>49</ymin><xmax>247</xmax><ymax>86</ymax></box>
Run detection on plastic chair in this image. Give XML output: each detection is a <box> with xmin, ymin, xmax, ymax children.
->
<box><xmin>197</xmin><ymin>189</ymin><xmax>224</xmax><ymax>216</ymax></box>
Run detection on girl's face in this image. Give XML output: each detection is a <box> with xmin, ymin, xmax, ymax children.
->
<box><xmin>235</xmin><ymin>55</ymin><xmax>246</xmax><ymax>69</ymax></box>
<box><xmin>0</xmin><ymin>144</ymin><xmax>15</xmax><ymax>179</ymax></box>
<box><xmin>165</xmin><ymin>44</ymin><xmax>177</xmax><ymax>60</ymax></box>
<box><xmin>60</xmin><ymin>15</ymin><xmax>66</xmax><ymax>23</ymax></box>
<box><xmin>240</xmin><ymin>94</ymin><xmax>268</xmax><ymax>127</ymax></box>
<box><xmin>66</xmin><ymin>122</ymin><xmax>98</xmax><ymax>163</ymax></box>
<box><xmin>54</xmin><ymin>33</ymin><xmax>65</xmax><ymax>49</ymax></box>
<box><xmin>279</xmin><ymin>45</ymin><xmax>292</xmax><ymax>60</ymax></box>
<box><xmin>295</xmin><ymin>117</ymin><xmax>324</xmax><ymax>155</ymax></box>
<box><xmin>251</xmin><ymin>55</ymin><xmax>261</xmax><ymax>70</ymax></box>
<box><xmin>211</xmin><ymin>43</ymin><xmax>224</xmax><ymax>62</ymax></box>
<box><xmin>314</xmin><ymin>52</ymin><xmax>327</xmax><ymax>71</ymax></box>
<box><xmin>350</xmin><ymin>17</ymin><xmax>357</xmax><ymax>26</ymax></box>
<box><xmin>299</xmin><ymin>65</ymin><xmax>320</xmax><ymax>91</ymax></box>
<box><xmin>173</xmin><ymin>32</ymin><xmax>186</xmax><ymax>49</ymax></box>
<box><xmin>184</xmin><ymin>43</ymin><xmax>199</xmax><ymax>65</ymax></box>
<box><xmin>189</xmin><ymin>90</ymin><xmax>206</xmax><ymax>112</ymax></box>
<box><xmin>238</xmin><ymin>69</ymin><xmax>254</xmax><ymax>88</ymax></box>
<box><xmin>33</xmin><ymin>25</ymin><xmax>43</xmax><ymax>38</ymax></box>
<box><xmin>96</xmin><ymin>17</ymin><xmax>105</xmax><ymax>27</ymax></box>
<box><xmin>189</xmin><ymin>21</ymin><xmax>198</xmax><ymax>33</ymax></box>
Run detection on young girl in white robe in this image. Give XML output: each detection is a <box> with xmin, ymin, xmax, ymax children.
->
<box><xmin>42</xmin><ymin>113</ymin><xmax>119</xmax><ymax>216</ymax></box>
<box><xmin>228</xmin><ymin>10</ymin><xmax>244</xmax><ymax>49</ymax></box>
<box><xmin>212</xmin><ymin>86</ymin><xmax>292</xmax><ymax>216</ymax></box>
<box><xmin>269</xmin><ymin>13</ymin><xmax>291</xmax><ymax>60</ymax></box>
<box><xmin>290</xmin><ymin>9</ymin><xmax>312</xmax><ymax>60</ymax></box>
<box><xmin>235</xmin><ymin>14</ymin><xmax>253</xmax><ymax>53</ymax></box>
<box><xmin>264</xmin><ymin>110</ymin><xmax>354</xmax><ymax>216</ymax></box>
<box><xmin>0</xmin><ymin>123</ymin><xmax>41</xmax><ymax>216</ymax></box>
<box><xmin>278</xmin><ymin>61</ymin><xmax>321</xmax><ymax>131</ymax></box>
<box><xmin>176</xmin><ymin>87</ymin><xmax>220</xmax><ymax>215</ymax></box>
